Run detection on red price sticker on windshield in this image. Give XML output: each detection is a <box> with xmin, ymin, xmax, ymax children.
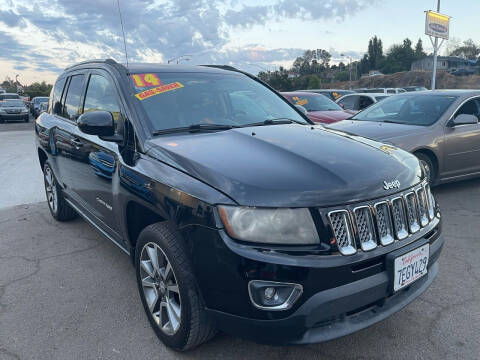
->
<box><xmin>135</xmin><ymin>82</ymin><xmax>184</xmax><ymax>100</ymax></box>
<box><xmin>131</xmin><ymin>73</ymin><xmax>162</xmax><ymax>87</ymax></box>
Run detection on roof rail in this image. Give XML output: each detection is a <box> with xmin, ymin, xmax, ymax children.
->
<box><xmin>64</xmin><ymin>58</ymin><xmax>125</xmax><ymax>71</ymax></box>
<box><xmin>200</xmin><ymin>65</ymin><xmax>243</xmax><ymax>73</ymax></box>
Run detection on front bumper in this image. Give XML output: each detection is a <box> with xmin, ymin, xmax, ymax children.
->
<box><xmin>186</xmin><ymin>217</ymin><xmax>443</xmax><ymax>345</ymax></box>
<box><xmin>0</xmin><ymin>113</ymin><xmax>29</xmax><ymax>121</ymax></box>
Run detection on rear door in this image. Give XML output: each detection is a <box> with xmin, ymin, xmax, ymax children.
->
<box><xmin>443</xmin><ymin>97</ymin><xmax>480</xmax><ymax>177</ymax></box>
<box><xmin>53</xmin><ymin>73</ymin><xmax>87</xmax><ymax>194</ymax></box>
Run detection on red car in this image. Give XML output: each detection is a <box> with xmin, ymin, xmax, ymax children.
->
<box><xmin>281</xmin><ymin>91</ymin><xmax>353</xmax><ymax>124</ymax></box>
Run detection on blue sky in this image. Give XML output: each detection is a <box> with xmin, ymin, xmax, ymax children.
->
<box><xmin>0</xmin><ymin>0</ymin><xmax>478</xmax><ymax>84</ymax></box>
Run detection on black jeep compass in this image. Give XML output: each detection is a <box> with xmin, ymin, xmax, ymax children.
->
<box><xmin>35</xmin><ymin>59</ymin><xmax>443</xmax><ymax>351</ymax></box>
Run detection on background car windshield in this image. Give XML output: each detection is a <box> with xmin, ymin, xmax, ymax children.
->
<box><xmin>353</xmin><ymin>94</ymin><xmax>457</xmax><ymax>126</ymax></box>
<box><xmin>0</xmin><ymin>94</ymin><xmax>19</xmax><ymax>100</ymax></box>
<box><xmin>1</xmin><ymin>100</ymin><xmax>24</xmax><ymax>107</ymax></box>
<box><xmin>289</xmin><ymin>94</ymin><xmax>342</xmax><ymax>111</ymax></box>
<box><xmin>131</xmin><ymin>72</ymin><xmax>308</xmax><ymax>132</ymax></box>
<box><xmin>34</xmin><ymin>97</ymin><xmax>49</xmax><ymax>103</ymax></box>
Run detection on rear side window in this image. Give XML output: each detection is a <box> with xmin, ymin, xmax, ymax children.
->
<box><xmin>338</xmin><ymin>95</ymin><xmax>357</xmax><ymax>110</ymax></box>
<box><xmin>359</xmin><ymin>96</ymin><xmax>374</xmax><ymax>109</ymax></box>
<box><xmin>83</xmin><ymin>74</ymin><xmax>121</xmax><ymax>125</ymax></box>
<box><xmin>62</xmin><ymin>75</ymin><xmax>85</xmax><ymax>120</ymax></box>
<box><xmin>51</xmin><ymin>77</ymin><xmax>67</xmax><ymax>115</ymax></box>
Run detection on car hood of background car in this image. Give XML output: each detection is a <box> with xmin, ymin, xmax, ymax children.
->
<box><xmin>328</xmin><ymin>120</ymin><xmax>425</xmax><ymax>140</ymax></box>
<box><xmin>146</xmin><ymin>124</ymin><xmax>422</xmax><ymax>208</ymax></box>
<box><xmin>307</xmin><ymin>110</ymin><xmax>351</xmax><ymax>124</ymax></box>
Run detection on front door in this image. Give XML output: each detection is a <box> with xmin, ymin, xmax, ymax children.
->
<box><xmin>67</xmin><ymin>71</ymin><xmax>126</xmax><ymax>240</ymax></box>
<box><xmin>443</xmin><ymin>97</ymin><xmax>480</xmax><ymax>178</ymax></box>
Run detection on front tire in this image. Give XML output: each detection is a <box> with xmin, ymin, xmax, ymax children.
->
<box><xmin>43</xmin><ymin>162</ymin><xmax>77</xmax><ymax>221</ymax></box>
<box><xmin>135</xmin><ymin>222</ymin><xmax>216</xmax><ymax>351</ymax></box>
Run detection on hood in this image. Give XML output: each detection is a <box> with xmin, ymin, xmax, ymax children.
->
<box><xmin>307</xmin><ymin>110</ymin><xmax>351</xmax><ymax>124</ymax></box>
<box><xmin>146</xmin><ymin>124</ymin><xmax>422</xmax><ymax>207</ymax></box>
<box><xmin>328</xmin><ymin>120</ymin><xmax>424</xmax><ymax>141</ymax></box>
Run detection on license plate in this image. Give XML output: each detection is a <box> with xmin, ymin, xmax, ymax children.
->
<box><xmin>394</xmin><ymin>244</ymin><xmax>429</xmax><ymax>291</ymax></box>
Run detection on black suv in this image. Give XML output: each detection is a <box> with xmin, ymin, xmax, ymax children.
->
<box><xmin>35</xmin><ymin>59</ymin><xmax>443</xmax><ymax>351</ymax></box>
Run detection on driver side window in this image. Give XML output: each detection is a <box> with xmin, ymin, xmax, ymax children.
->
<box><xmin>83</xmin><ymin>74</ymin><xmax>122</xmax><ymax>130</ymax></box>
<box><xmin>454</xmin><ymin>98</ymin><xmax>480</xmax><ymax>120</ymax></box>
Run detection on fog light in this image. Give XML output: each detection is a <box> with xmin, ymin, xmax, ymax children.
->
<box><xmin>248</xmin><ymin>280</ymin><xmax>303</xmax><ymax>311</ymax></box>
<box><xmin>264</xmin><ymin>287</ymin><xmax>276</xmax><ymax>300</ymax></box>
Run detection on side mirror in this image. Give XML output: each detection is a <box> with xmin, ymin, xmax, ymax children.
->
<box><xmin>78</xmin><ymin>111</ymin><xmax>115</xmax><ymax>137</ymax></box>
<box><xmin>295</xmin><ymin>104</ymin><xmax>308</xmax><ymax>116</ymax></box>
<box><xmin>449</xmin><ymin>114</ymin><xmax>479</xmax><ymax>127</ymax></box>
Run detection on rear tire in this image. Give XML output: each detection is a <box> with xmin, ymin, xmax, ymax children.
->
<box><xmin>43</xmin><ymin>162</ymin><xmax>77</xmax><ymax>221</ymax></box>
<box><xmin>415</xmin><ymin>153</ymin><xmax>436</xmax><ymax>186</ymax></box>
<box><xmin>135</xmin><ymin>222</ymin><xmax>216</xmax><ymax>351</ymax></box>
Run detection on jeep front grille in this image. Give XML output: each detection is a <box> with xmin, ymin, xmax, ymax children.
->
<box><xmin>326</xmin><ymin>181</ymin><xmax>436</xmax><ymax>255</ymax></box>
<box><xmin>328</xmin><ymin>210</ymin><xmax>356</xmax><ymax>255</ymax></box>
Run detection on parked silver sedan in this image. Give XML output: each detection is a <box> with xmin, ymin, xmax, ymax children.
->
<box><xmin>328</xmin><ymin>90</ymin><xmax>480</xmax><ymax>185</ymax></box>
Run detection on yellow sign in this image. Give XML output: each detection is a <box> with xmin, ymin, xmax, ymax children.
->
<box><xmin>425</xmin><ymin>11</ymin><xmax>450</xmax><ymax>40</ymax></box>
<box><xmin>135</xmin><ymin>82</ymin><xmax>184</xmax><ymax>100</ymax></box>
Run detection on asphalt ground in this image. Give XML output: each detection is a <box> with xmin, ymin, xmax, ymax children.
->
<box><xmin>0</xmin><ymin>122</ymin><xmax>479</xmax><ymax>360</ymax></box>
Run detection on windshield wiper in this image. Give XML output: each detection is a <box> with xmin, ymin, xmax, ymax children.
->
<box><xmin>241</xmin><ymin>118</ymin><xmax>305</xmax><ymax>128</ymax></box>
<box><xmin>152</xmin><ymin>124</ymin><xmax>236</xmax><ymax>136</ymax></box>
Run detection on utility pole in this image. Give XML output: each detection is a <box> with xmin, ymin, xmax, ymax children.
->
<box><xmin>431</xmin><ymin>0</ymin><xmax>440</xmax><ymax>90</ymax></box>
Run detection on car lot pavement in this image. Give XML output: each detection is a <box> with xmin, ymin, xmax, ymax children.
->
<box><xmin>0</xmin><ymin>123</ymin><xmax>479</xmax><ymax>359</ymax></box>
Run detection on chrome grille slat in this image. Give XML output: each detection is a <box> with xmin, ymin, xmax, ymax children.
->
<box><xmin>374</xmin><ymin>201</ymin><xmax>394</xmax><ymax>246</ymax></box>
<box><xmin>416</xmin><ymin>187</ymin><xmax>429</xmax><ymax>227</ymax></box>
<box><xmin>328</xmin><ymin>210</ymin><xmax>356</xmax><ymax>255</ymax></box>
<box><xmin>425</xmin><ymin>184</ymin><xmax>435</xmax><ymax>220</ymax></box>
<box><xmin>405</xmin><ymin>192</ymin><xmax>420</xmax><ymax>233</ymax></box>
<box><xmin>353</xmin><ymin>206</ymin><xmax>377</xmax><ymax>251</ymax></box>
<box><xmin>391</xmin><ymin>197</ymin><xmax>409</xmax><ymax>240</ymax></box>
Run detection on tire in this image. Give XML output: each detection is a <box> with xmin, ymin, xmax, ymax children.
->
<box><xmin>415</xmin><ymin>153</ymin><xmax>436</xmax><ymax>186</ymax></box>
<box><xmin>135</xmin><ymin>222</ymin><xmax>216</xmax><ymax>351</ymax></box>
<box><xmin>43</xmin><ymin>162</ymin><xmax>77</xmax><ymax>221</ymax></box>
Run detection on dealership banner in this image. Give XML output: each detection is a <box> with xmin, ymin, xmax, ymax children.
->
<box><xmin>425</xmin><ymin>11</ymin><xmax>450</xmax><ymax>40</ymax></box>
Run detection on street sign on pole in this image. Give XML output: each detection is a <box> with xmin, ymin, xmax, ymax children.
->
<box><xmin>425</xmin><ymin>1</ymin><xmax>451</xmax><ymax>90</ymax></box>
<box><xmin>425</xmin><ymin>11</ymin><xmax>450</xmax><ymax>40</ymax></box>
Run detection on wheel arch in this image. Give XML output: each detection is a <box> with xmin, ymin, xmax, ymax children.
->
<box><xmin>125</xmin><ymin>201</ymin><xmax>167</xmax><ymax>263</ymax></box>
<box><xmin>413</xmin><ymin>148</ymin><xmax>439</xmax><ymax>179</ymax></box>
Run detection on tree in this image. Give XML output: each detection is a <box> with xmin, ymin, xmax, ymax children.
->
<box><xmin>414</xmin><ymin>39</ymin><xmax>426</xmax><ymax>59</ymax></box>
<box><xmin>449</xmin><ymin>39</ymin><xmax>480</xmax><ymax>59</ymax></box>
<box><xmin>307</xmin><ymin>75</ymin><xmax>321</xmax><ymax>89</ymax></box>
<box><xmin>367</xmin><ymin>36</ymin><xmax>384</xmax><ymax>70</ymax></box>
<box><xmin>381</xmin><ymin>38</ymin><xmax>415</xmax><ymax>74</ymax></box>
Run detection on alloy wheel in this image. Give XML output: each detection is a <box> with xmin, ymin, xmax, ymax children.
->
<box><xmin>44</xmin><ymin>166</ymin><xmax>58</xmax><ymax>213</ymax></box>
<box><xmin>140</xmin><ymin>242</ymin><xmax>182</xmax><ymax>336</ymax></box>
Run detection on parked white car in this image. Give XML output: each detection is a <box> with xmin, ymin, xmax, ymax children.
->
<box><xmin>356</xmin><ymin>88</ymin><xmax>406</xmax><ymax>94</ymax></box>
<box><xmin>336</xmin><ymin>93</ymin><xmax>392</xmax><ymax>113</ymax></box>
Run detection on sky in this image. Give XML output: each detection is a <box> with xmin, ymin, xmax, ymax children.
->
<box><xmin>0</xmin><ymin>0</ymin><xmax>479</xmax><ymax>85</ymax></box>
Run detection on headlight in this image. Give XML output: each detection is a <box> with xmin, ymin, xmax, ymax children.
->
<box><xmin>0</xmin><ymin>108</ymin><xmax>5</xmax><ymax>114</ymax></box>
<box><xmin>218</xmin><ymin>205</ymin><xmax>319</xmax><ymax>245</ymax></box>
<box><xmin>22</xmin><ymin>108</ymin><xmax>28</xmax><ymax>113</ymax></box>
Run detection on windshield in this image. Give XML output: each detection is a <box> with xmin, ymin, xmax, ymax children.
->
<box><xmin>34</xmin><ymin>97</ymin><xmax>49</xmax><ymax>104</ymax></box>
<box><xmin>131</xmin><ymin>72</ymin><xmax>308</xmax><ymax>133</ymax></box>
<box><xmin>0</xmin><ymin>94</ymin><xmax>20</xmax><ymax>100</ymax></box>
<box><xmin>353</xmin><ymin>94</ymin><xmax>457</xmax><ymax>126</ymax></box>
<box><xmin>0</xmin><ymin>100</ymin><xmax>24</xmax><ymax>107</ymax></box>
<box><xmin>286</xmin><ymin>94</ymin><xmax>342</xmax><ymax>111</ymax></box>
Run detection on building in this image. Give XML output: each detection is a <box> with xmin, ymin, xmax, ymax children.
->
<box><xmin>411</xmin><ymin>56</ymin><xmax>477</xmax><ymax>72</ymax></box>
